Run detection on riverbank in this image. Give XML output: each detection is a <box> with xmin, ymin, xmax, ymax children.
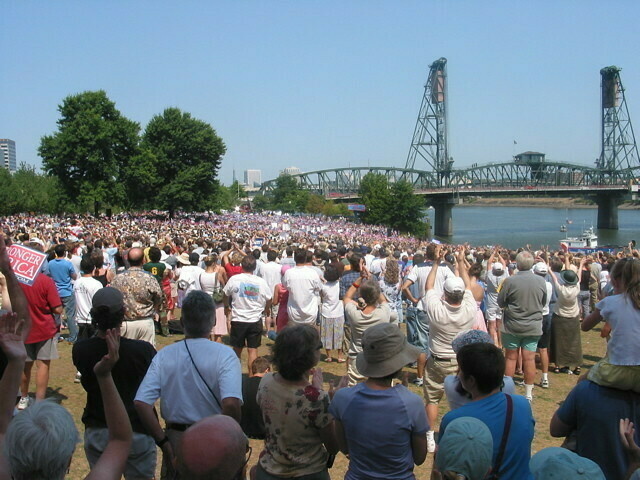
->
<box><xmin>462</xmin><ymin>196</ymin><xmax>640</xmax><ymax>209</ymax></box>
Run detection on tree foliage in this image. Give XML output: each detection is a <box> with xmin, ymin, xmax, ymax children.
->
<box><xmin>128</xmin><ymin>107</ymin><xmax>226</xmax><ymax>213</ymax></box>
<box><xmin>0</xmin><ymin>164</ymin><xmax>69</xmax><ymax>215</ymax></box>
<box><xmin>270</xmin><ymin>174</ymin><xmax>309</xmax><ymax>213</ymax></box>
<box><xmin>39</xmin><ymin>90</ymin><xmax>140</xmax><ymax>209</ymax></box>
<box><xmin>359</xmin><ymin>173</ymin><xmax>392</xmax><ymax>225</ymax></box>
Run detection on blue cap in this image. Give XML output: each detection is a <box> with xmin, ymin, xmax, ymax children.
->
<box><xmin>530</xmin><ymin>447</ymin><xmax>604</xmax><ymax>479</ymax></box>
<box><xmin>436</xmin><ymin>417</ymin><xmax>493</xmax><ymax>480</ymax></box>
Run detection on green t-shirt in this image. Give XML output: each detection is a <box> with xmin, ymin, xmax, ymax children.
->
<box><xmin>143</xmin><ymin>262</ymin><xmax>166</xmax><ymax>284</ymax></box>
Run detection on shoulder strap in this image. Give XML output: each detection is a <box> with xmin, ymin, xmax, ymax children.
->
<box><xmin>493</xmin><ymin>393</ymin><xmax>514</xmax><ymax>477</ymax></box>
<box><xmin>184</xmin><ymin>340</ymin><xmax>222</xmax><ymax>410</ymax></box>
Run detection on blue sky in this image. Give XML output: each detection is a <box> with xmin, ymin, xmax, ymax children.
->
<box><xmin>2</xmin><ymin>1</ymin><xmax>640</xmax><ymax>185</ymax></box>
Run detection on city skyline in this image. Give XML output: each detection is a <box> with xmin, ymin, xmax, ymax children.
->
<box><xmin>2</xmin><ymin>2</ymin><xmax>640</xmax><ymax>186</ymax></box>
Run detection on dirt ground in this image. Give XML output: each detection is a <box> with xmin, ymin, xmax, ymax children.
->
<box><xmin>44</xmin><ymin>321</ymin><xmax>608</xmax><ymax>479</ymax></box>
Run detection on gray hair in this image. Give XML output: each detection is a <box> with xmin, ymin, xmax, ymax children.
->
<box><xmin>4</xmin><ymin>401</ymin><xmax>79</xmax><ymax>480</ymax></box>
<box><xmin>360</xmin><ymin>279</ymin><xmax>381</xmax><ymax>306</ymax></box>
<box><xmin>181</xmin><ymin>290</ymin><xmax>215</xmax><ymax>337</ymax></box>
<box><xmin>515</xmin><ymin>251</ymin><xmax>534</xmax><ymax>271</ymax></box>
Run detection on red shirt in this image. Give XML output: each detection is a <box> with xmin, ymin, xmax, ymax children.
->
<box><xmin>20</xmin><ymin>274</ymin><xmax>61</xmax><ymax>344</ymax></box>
<box><xmin>224</xmin><ymin>263</ymin><xmax>243</xmax><ymax>279</ymax></box>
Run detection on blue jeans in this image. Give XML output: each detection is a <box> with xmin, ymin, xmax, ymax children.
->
<box><xmin>406</xmin><ymin>305</ymin><xmax>429</xmax><ymax>353</ymax></box>
<box><xmin>578</xmin><ymin>290</ymin><xmax>591</xmax><ymax>318</ymax></box>
<box><xmin>405</xmin><ymin>305</ymin><xmax>418</xmax><ymax>346</ymax></box>
<box><xmin>60</xmin><ymin>295</ymin><xmax>78</xmax><ymax>343</ymax></box>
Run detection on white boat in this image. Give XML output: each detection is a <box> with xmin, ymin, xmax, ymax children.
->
<box><xmin>560</xmin><ymin>226</ymin><xmax>598</xmax><ymax>253</ymax></box>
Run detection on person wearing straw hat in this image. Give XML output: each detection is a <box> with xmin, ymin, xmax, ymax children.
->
<box><xmin>330</xmin><ymin>323</ymin><xmax>428</xmax><ymax>480</ymax></box>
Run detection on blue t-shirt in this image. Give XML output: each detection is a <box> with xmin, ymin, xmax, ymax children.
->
<box><xmin>329</xmin><ymin>383</ymin><xmax>428</xmax><ymax>480</ymax></box>
<box><xmin>48</xmin><ymin>258</ymin><xmax>76</xmax><ymax>297</ymax></box>
<box><xmin>439</xmin><ymin>392</ymin><xmax>535</xmax><ymax>480</ymax></box>
<box><xmin>557</xmin><ymin>380</ymin><xmax>640</xmax><ymax>480</ymax></box>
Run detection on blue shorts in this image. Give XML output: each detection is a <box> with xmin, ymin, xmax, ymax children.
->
<box><xmin>501</xmin><ymin>332</ymin><xmax>540</xmax><ymax>352</ymax></box>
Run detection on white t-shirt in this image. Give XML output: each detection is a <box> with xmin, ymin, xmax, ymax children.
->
<box><xmin>425</xmin><ymin>290</ymin><xmax>477</xmax><ymax>358</ymax></box>
<box><xmin>176</xmin><ymin>265</ymin><xmax>204</xmax><ymax>294</ymax></box>
<box><xmin>542</xmin><ymin>280</ymin><xmax>553</xmax><ymax>316</ymax></box>
<box><xmin>283</xmin><ymin>266</ymin><xmax>322</xmax><ymax>324</ymax></box>
<box><xmin>73</xmin><ymin>276</ymin><xmax>103</xmax><ymax>324</ymax></box>
<box><xmin>223</xmin><ymin>273</ymin><xmax>272</xmax><ymax>323</ymax></box>
<box><xmin>135</xmin><ymin>338</ymin><xmax>242</xmax><ymax>424</ymax></box>
<box><xmin>320</xmin><ymin>281</ymin><xmax>344</xmax><ymax>318</ymax></box>
<box><xmin>597</xmin><ymin>294</ymin><xmax>640</xmax><ymax>365</ymax></box>
<box><xmin>260</xmin><ymin>261</ymin><xmax>283</xmax><ymax>292</ymax></box>
<box><xmin>406</xmin><ymin>263</ymin><xmax>454</xmax><ymax>311</ymax></box>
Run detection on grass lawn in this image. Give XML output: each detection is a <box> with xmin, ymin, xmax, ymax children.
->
<box><xmin>44</xmin><ymin>323</ymin><xmax>607</xmax><ymax>479</ymax></box>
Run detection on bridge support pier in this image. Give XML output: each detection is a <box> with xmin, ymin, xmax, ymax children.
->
<box><xmin>432</xmin><ymin>197</ymin><xmax>457</xmax><ymax>237</ymax></box>
<box><xmin>595</xmin><ymin>193</ymin><xmax>622</xmax><ymax>230</ymax></box>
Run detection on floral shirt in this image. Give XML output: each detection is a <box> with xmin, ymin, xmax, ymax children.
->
<box><xmin>257</xmin><ymin>373</ymin><xmax>332</xmax><ymax>477</ymax></box>
<box><xmin>110</xmin><ymin>267</ymin><xmax>163</xmax><ymax>321</ymax></box>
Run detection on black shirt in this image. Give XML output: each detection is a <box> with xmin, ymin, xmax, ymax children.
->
<box><xmin>72</xmin><ymin>336</ymin><xmax>156</xmax><ymax>434</ymax></box>
<box><xmin>240</xmin><ymin>376</ymin><xmax>265</xmax><ymax>439</ymax></box>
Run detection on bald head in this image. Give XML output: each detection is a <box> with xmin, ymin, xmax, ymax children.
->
<box><xmin>179</xmin><ymin>415</ymin><xmax>248</xmax><ymax>480</ymax></box>
<box><xmin>128</xmin><ymin>247</ymin><xmax>144</xmax><ymax>266</ymax></box>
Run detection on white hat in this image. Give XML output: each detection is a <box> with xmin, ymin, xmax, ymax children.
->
<box><xmin>492</xmin><ymin>262</ymin><xmax>504</xmax><ymax>272</ymax></box>
<box><xmin>444</xmin><ymin>277</ymin><xmax>465</xmax><ymax>294</ymax></box>
<box><xmin>533</xmin><ymin>262</ymin><xmax>548</xmax><ymax>275</ymax></box>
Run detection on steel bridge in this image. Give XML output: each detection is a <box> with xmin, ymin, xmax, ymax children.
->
<box><xmin>260</xmin><ymin>60</ymin><xmax>639</xmax><ymax>236</ymax></box>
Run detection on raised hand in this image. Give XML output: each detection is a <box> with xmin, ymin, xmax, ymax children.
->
<box><xmin>0</xmin><ymin>311</ymin><xmax>26</xmax><ymax>361</ymax></box>
<box><xmin>94</xmin><ymin>328</ymin><xmax>120</xmax><ymax>377</ymax></box>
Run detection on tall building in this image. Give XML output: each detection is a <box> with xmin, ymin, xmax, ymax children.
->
<box><xmin>281</xmin><ymin>166</ymin><xmax>301</xmax><ymax>176</ymax></box>
<box><xmin>244</xmin><ymin>169</ymin><xmax>262</xmax><ymax>187</ymax></box>
<box><xmin>0</xmin><ymin>139</ymin><xmax>16</xmax><ymax>173</ymax></box>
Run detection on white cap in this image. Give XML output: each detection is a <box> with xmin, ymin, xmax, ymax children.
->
<box><xmin>492</xmin><ymin>262</ymin><xmax>504</xmax><ymax>272</ymax></box>
<box><xmin>533</xmin><ymin>262</ymin><xmax>548</xmax><ymax>275</ymax></box>
<box><xmin>444</xmin><ymin>277</ymin><xmax>465</xmax><ymax>294</ymax></box>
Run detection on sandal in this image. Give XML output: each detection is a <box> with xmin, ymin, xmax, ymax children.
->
<box><xmin>552</xmin><ymin>367</ymin><xmax>561</xmax><ymax>373</ymax></box>
<box><xmin>337</xmin><ymin>358</ymin><xmax>346</xmax><ymax>363</ymax></box>
<box><xmin>573</xmin><ymin>367</ymin><xmax>581</xmax><ymax>375</ymax></box>
<box><xmin>324</xmin><ymin>357</ymin><xmax>333</xmax><ymax>363</ymax></box>
<box><xmin>559</xmin><ymin>367</ymin><xmax>574</xmax><ymax>375</ymax></box>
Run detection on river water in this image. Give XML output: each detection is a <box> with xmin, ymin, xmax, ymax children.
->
<box><xmin>427</xmin><ymin>206</ymin><xmax>640</xmax><ymax>250</ymax></box>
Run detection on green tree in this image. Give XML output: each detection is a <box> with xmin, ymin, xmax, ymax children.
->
<box><xmin>306</xmin><ymin>194</ymin><xmax>326</xmax><ymax>214</ymax></box>
<box><xmin>39</xmin><ymin>90</ymin><xmax>140</xmax><ymax>210</ymax></box>
<box><xmin>130</xmin><ymin>107</ymin><xmax>226</xmax><ymax>214</ymax></box>
<box><xmin>271</xmin><ymin>174</ymin><xmax>309</xmax><ymax>213</ymax></box>
<box><xmin>359</xmin><ymin>173</ymin><xmax>391</xmax><ymax>225</ymax></box>
<box><xmin>388</xmin><ymin>180</ymin><xmax>427</xmax><ymax>237</ymax></box>
<box><xmin>251</xmin><ymin>194</ymin><xmax>271</xmax><ymax>211</ymax></box>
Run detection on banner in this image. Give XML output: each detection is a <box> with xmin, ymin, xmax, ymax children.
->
<box><xmin>347</xmin><ymin>204</ymin><xmax>366</xmax><ymax>212</ymax></box>
<box><xmin>7</xmin><ymin>244</ymin><xmax>47</xmax><ymax>286</ymax></box>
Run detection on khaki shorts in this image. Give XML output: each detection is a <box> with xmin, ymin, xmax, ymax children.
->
<box><xmin>85</xmin><ymin>427</ymin><xmax>156</xmax><ymax>480</ymax></box>
<box><xmin>424</xmin><ymin>355</ymin><xmax>458</xmax><ymax>405</ymax></box>
<box><xmin>25</xmin><ymin>335</ymin><xmax>59</xmax><ymax>362</ymax></box>
<box><xmin>347</xmin><ymin>355</ymin><xmax>366</xmax><ymax>387</ymax></box>
<box><xmin>121</xmin><ymin>318</ymin><xmax>156</xmax><ymax>347</ymax></box>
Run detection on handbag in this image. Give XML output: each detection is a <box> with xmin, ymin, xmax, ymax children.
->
<box><xmin>211</xmin><ymin>272</ymin><xmax>224</xmax><ymax>304</ymax></box>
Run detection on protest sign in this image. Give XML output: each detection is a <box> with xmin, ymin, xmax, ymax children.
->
<box><xmin>7</xmin><ymin>244</ymin><xmax>47</xmax><ymax>286</ymax></box>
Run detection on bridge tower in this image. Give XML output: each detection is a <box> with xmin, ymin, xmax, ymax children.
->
<box><xmin>406</xmin><ymin>58</ymin><xmax>455</xmax><ymax>236</ymax></box>
<box><xmin>595</xmin><ymin>66</ymin><xmax>639</xmax><ymax>229</ymax></box>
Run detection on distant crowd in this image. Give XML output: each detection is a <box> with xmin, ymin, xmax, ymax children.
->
<box><xmin>0</xmin><ymin>211</ymin><xmax>639</xmax><ymax>480</ymax></box>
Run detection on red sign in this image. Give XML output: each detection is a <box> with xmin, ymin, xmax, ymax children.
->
<box><xmin>7</xmin><ymin>245</ymin><xmax>47</xmax><ymax>286</ymax></box>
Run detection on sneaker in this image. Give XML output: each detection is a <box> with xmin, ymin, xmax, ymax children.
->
<box><xmin>412</xmin><ymin>377</ymin><xmax>424</xmax><ymax>387</ymax></box>
<box><xmin>74</xmin><ymin>372</ymin><xmax>82</xmax><ymax>384</ymax></box>
<box><xmin>541</xmin><ymin>378</ymin><xmax>549</xmax><ymax>389</ymax></box>
<box><xmin>514</xmin><ymin>379</ymin><xmax>525</xmax><ymax>386</ymax></box>
<box><xmin>427</xmin><ymin>431</ymin><xmax>436</xmax><ymax>453</ymax></box>
<box><xmin>17</xmin><ymin>396</ymin><xmax>30</xmax><ymax>410</ymax></box>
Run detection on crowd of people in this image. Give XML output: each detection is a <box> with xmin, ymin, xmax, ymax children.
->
<box><xmin>0</xmin><ymin>210</ymin><xmax>639</xmax><ymax>479</ymax></box>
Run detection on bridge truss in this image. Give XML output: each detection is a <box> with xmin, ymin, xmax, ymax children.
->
<box><xmin>259</xmin><ymin>161</ymin><xmax>635</xmax><ymax>198</ymax></box>
<box><xmin>259</xmin><ymin>61</ymin><xmax>639</xmax><ymax>204</ymax></box>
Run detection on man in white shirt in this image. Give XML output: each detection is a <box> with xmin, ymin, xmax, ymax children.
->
<box><xmin>283</xmin><ymin>249</ymin><xmax>322</xmax><ymax>325</ymax></box>
<box><xmin>73</xmin><ymin>256</ymin><xmax>103</xmax><ymax>340</ymax></box>
<box><xmin>258</xmin><ymin>250</ymin><xmax>283</xmax><ymax>333</ymax></box>
<box><xmin>135</xmin><ymin>290</ymin><xmax>242</xmax><ymax>480</ymax></box>
<box><xmin>223</xmin><ymin>256</ymin><xmax>272</xmax><ymax>376</ymax></box>
<box><xmin>423</xmin><ymin>246</ymin><xmax>477</xmax><ymax>453</ymax></box>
